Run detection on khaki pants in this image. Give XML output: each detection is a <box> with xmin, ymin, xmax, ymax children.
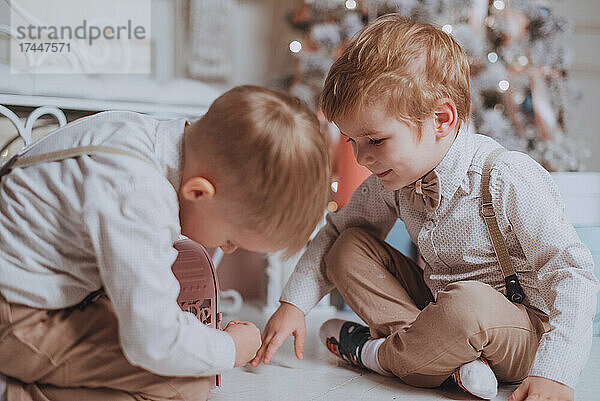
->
<box><xmin>324</xmin><ymin>227</ymin><xmax>550</xmax><ymax>388</ymax></box>
<box><xmin>0</xmin><ymin>293</ymin><xmax>210</xmax><ymax>401</ymax></box>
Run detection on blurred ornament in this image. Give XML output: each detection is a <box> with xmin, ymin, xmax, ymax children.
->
<box><xmin>341</xmin><ymin>12</ymin><xmax>364</xmax><ymax>39</ymax></box>
<box><xmin>289</xmin><ymin>2</ymin><xmax>313</xmax><ymax>32</ymax></box>
<box><xmin>530</xmin><ymin>68</ymin><xmax>560</xmax><ymax>141</ymax></box>
<box><xmin>503</xmin><ymin>8</ymin><xmax>530</xmax><ymax>46</ymax></box>
<box><xmin>311</xmin><ymin>22</ymin><xmax>342</xmax><ymax>48</ymax></box>
<box><xmin>451</xmin><ymin>24</ymin><xmax>485</xmax><ymax>56</ymax></box>
<box><xmin>513</xmin><ymin>91</ymin><xmax>526</xmax><ymax>105</ymax></box>
<box><xmin>539</xmin><ymin>6</ymin><xmax>551</xmax><ymax>19</ymax></box>
<box><xmin>479</xmin><ymin>108</ymin><xmax>528</xmax><ymax>152</ymax></box>
<box><xmin>518</xmin><ymin>55</ymin><xmax>529</xmax><ymax>66</ymax></box>
<box><xmin>521</xmin><ymin>92</ymin><xmax>534</xmax><ymax>116</ymax></box>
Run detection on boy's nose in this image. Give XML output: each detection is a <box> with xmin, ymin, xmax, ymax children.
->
<box><xmin>355</xmin><ymin>147</ymin><xmax>373</xmax><ymax>167</ymax></box>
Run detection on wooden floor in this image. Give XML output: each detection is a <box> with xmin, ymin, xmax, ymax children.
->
<box><xmin>211</xmin><ymin>304</ymin><xmax>600</xmax><ymax>401</ymax></box>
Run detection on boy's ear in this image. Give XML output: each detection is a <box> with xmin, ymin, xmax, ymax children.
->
<box><xmin>433</xmin><ymin>98</ymin><xmax>458</xmax><ymax>137</ymax></box>
<box><xmin>180</xmin><ymin>177</ymin><xmax>216</xmax><ymax>201</ymax></box>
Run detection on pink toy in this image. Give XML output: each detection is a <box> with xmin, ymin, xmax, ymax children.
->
<box><xmin>171</xmin><ymin>239</ymin><xmax>222</xmax><ymax>388</ymax></box>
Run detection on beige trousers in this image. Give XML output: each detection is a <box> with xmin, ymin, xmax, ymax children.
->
<box><xmin>0</xmin><ymin>293</ymin><xmax>210</xmax><ymax>401</ymax></box>
<box><xmin>324</xmin><ymin>227</ymin><xmax>550</xmax><ymax>388</ymax></box>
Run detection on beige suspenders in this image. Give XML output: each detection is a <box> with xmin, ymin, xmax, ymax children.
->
<box><xmin>0</xmin><ymin>145</ymin><xmax>154</xmax><ymax>177</ymax></box>
<box><xmin>481</xmin><ymin>148</ymin><xmax>526</xmax><ymax>303</ymax></box>
<box><xmin>0</xmin><ymin>145</ymin><xmax>156</xmax><ymax>306</ymax></box>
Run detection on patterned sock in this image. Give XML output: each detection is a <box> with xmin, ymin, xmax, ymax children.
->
<box><xmin>452</xmin><ymin>358</ymin><xmax>498</xmax><ymax>399</ymax></box>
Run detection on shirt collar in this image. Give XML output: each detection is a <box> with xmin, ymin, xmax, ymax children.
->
<box><xmin>433</xmin><ymin>124</ymin><xmax>474</xmax><ymax>200</ymax></box>
<box><xmin>155</xmin><ymin>118</ymin><xmax>189</xmax><ymax>192</ymax></box>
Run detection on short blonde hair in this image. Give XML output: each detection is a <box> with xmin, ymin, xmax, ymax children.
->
<box><xmin>188</xmin><ymin>85</ymin><xmax>329</xmax><ymax>257</ymax></box>
<box><xmin>320</xmin><ymin>14</ymin><xmax>470</xmax><ymax>140</ymax></box>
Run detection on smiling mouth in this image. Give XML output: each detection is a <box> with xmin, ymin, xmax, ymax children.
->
<box><xmin>376</xmin><ymin>169</ymin><xmax>392</xmax><ymax>178</ymax></box>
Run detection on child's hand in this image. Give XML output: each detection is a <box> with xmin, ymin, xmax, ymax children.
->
<box><xmin>250</xmin><ymin>302</ymin><xmax>305</xmax><ymax>366</ymax></box>
<box><xmin>224</xmin><ymin>320</ymin><xmax>262</xmax><ymax>367</ymax></box>
<box><xmin>508</xmin><ymin>376</ymin><xmax>573</xmax><ymax>401</ymax></box>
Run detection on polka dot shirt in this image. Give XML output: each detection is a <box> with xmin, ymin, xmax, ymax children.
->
<box><xmin>280</xmin><ymin>126</ymin><xmax>599</xmax><ymax>388</ymax></box>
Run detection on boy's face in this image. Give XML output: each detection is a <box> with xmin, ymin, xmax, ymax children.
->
<box><xmin>179</xmin><ymin>186</ymin><xmax>277</xmax><ymax>255</ymax></box>
<box><xmin>334</xmin><ymin>100</ymin><xmax>456</xmax><ymax>190</ymax></box>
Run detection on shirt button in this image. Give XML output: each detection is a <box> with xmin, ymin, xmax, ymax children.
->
<box><xmin>424</xmin><ymin>220</ymin><xmax>435</xmax><ymax>230</ymax></box>
<box><xmin>361</xmin><ymin>187</ymin><xmax>369</xmax><ymax>195</ymax></box>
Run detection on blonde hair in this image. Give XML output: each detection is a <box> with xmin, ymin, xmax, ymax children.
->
<box><xmin>320</xmin><ymin>14</ymin><xmax>470</xmax><ymax>140</ymax></box>
<box><xmin>187</xmin><ymin>85</ymin><xmax>329</xmax><ymax>257</ymax></box>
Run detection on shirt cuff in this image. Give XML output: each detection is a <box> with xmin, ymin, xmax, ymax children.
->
<box><xmin>279</xmin><ymin>285</ymin><xmax>320</xmax><ymax>315</ymax></box>
<box><xmin>280</xmin><ymin>270</ymin><xmax>330</xmax><ymax>314</ymax></box>
<box><xmin>528</xmin><ymin>335</ymin><xmax>590</xmax><ymax>388</ymax></box>
<box><xmin>214</xmin><ymin>329</ymin><xmax>237</xmax><ymax>371</ymax></box>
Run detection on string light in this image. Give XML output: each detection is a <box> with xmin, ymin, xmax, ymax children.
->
<box><xmin>331</xmin><ymin>181</ymin><xmax>338</xmax><ymax>192</ymax></box>
<box><xmin>518</xmin><ymin>55</ymin><xmax>529</xmax><ymax>66</ymax></box>
<box><xmin>487</xmin><ymin>52</ymin><xmax>499</xmax><ymax>63</ymax></box>
<box><xmin>289</xmin><ymin>40</ymin><xmax>302</xmax><ymax>53</ymax></box>
<box><xmin>345</xmin><ymin>0</ymin><xmax>357</xmax><ymax>10</ymax></box>
<box><xmin>493</xmin><ymin>0</ymin><xmax>505</xmax><ymax>10</ymax></box>
<box><xmin>442</xmin><ymin>24</ymin><xmax>452</xmax><ymax>34</ymax></box>
<box><xmin>498</xmin><ymin>80</ymin><xmax>510</xmax><ymax>92</ymax></box>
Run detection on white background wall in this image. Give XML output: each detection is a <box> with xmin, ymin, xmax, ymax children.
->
<box><xmin>553</xmin><ymin>1</ymin><xmax>600</xmax><ymax>171</ymax></box>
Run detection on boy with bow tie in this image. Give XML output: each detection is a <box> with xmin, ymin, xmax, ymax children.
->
<box><xmin>251</xmin><ymin>15</ymin><xmax>598</xmax><ymax>401</ymax></box>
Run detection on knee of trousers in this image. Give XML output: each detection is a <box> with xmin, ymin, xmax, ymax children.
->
<box><xmin>432</xmin><ymin>281</ymin><xmax>504</xmax><ymax>334</ymax></box>
<box><xmin>324</xmin><ymin>227</ymin><xmax>376</xmax><ymax>284</ymax></box>
<box><xmin>146</xmin><ymin>376</ymin><xmax>211</xmax><ymax>401</ymax></box>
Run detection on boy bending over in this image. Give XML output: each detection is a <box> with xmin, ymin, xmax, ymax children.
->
<box><xmin>0</xmin><ymin>86</ymin><xmax>329</xmax><ymax>401</ymax></box>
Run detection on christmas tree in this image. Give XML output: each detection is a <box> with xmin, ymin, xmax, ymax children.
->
<box><xmin>285</xmin><ymin>0</ymin><xmax>586</xmax><ymax>172</ymax></box>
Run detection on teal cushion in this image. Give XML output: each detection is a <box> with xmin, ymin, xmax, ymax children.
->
<box><xmin>574</xmin><ymin>226</ymin><xmax>600</xmax><ymax>336</ymax></box>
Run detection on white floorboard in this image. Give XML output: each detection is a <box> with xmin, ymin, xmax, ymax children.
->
<box><xmin>211</xmin><ymin>304</ymin><xmax>600</xmax><ymax>401</ymax></box>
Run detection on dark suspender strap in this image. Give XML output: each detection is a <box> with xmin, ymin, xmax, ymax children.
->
<box><xmin>481</xmin><ymin>148</ymin><xmax>526</xmax><ymax>304</ymax></box>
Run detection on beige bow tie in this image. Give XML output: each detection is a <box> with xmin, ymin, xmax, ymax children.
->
<box><xmin>401</xmin><ymin>170</ymin><xmax>440</xmax><ymax>212</ymax></box>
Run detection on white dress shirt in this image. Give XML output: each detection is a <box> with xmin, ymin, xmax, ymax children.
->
<box><xmin>0</xmin><ymin>111</ymin><xmax>236</xmax><ymax>377</ymax></box>
<box><xmin>281</xmin><ymin>125</ymin><xmax>598</xmax><ymax>388</ymax></box>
